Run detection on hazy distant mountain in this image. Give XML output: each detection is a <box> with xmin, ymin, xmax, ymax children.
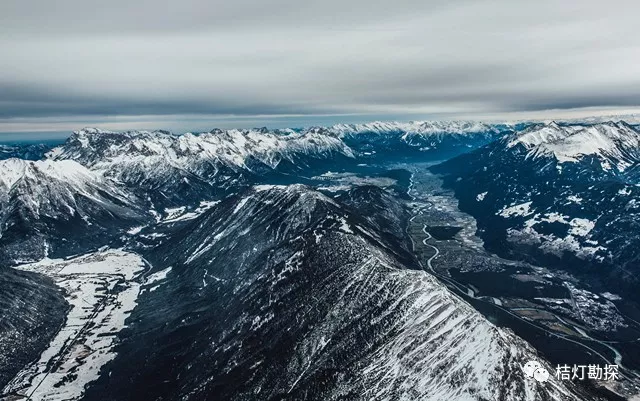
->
<box><xmin>45</xmin><ymin>123</ymin><xmax>515</xmax><ymax>206</ymax></box>
<box><xmin>0</xmin><ymin>143</ymin><xmax>51</xmax><ymax>161</ymax></box>
<box><xmin>306</xmin><ymin>120</ymin><xmax>519</xmax><ymax>160</ymax></box>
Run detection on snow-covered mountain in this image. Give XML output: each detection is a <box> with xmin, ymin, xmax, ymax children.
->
<box><xmin>49</xmin><ymin>127</ymin><xmax>354</xmax><ymax>170</ymax></box>
<box><xmin>0</xmin><ymin>120</ymin><xmax>621</xmax><ymax>400</ymax></box>
<box><xmin>558</xmin><ymin>113</ymin><xmax>640</xmax><ymax>126</ymax></box>
<box><xmin>432</xmin><ymin>121</ymin><xmax>640</xmax><ymax>303</ymax></box>
<box><xmin>507</xmin><ymin>121</ymin><xmax>640</xmax><ymax>172</ymax></box>
<box><xmin>47</xmin><ymin>128</ymin><xmax>356</xmax><ymax>206</ymax></box>
<box><xmin>0</xmin><ymin>158</ymin><xmax>148</xmax><ymax>263</ymax></box>
<box><xmin>305</xmin><ymin>120</ymin><xmax>518</xmax><ymax>160</ymax></box>
<box><xmin>327</xmin><ymin>120</ymin><xmax>509</xmax><ymax>136</ymax></box>
<box><xmin>44</xmin><ymin>122</ymin><xmax>514</xmax><ymax>206</ymax></box>
<box><xmin>84</xmin><ymin>184</ymin><xmax>587</xmax><ymax>401</ymax></box>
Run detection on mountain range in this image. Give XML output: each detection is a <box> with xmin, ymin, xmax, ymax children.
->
<box><xmin>0</xmin><ymin>143</ymin><xmax>51</xmax><ymax>161</ymax></box>
<box><xmin>1</xmin><ymin>120</ymin><xmax>637</xmax><ymax>400</ymax></box>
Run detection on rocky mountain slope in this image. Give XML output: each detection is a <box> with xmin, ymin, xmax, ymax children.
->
<box><xmin>83</xmin><ymin>185</ymin><xmax>588</xmax><ymax>401</ymax></box>
<box><xmin>506</xmin><ymin>121</ymin><xmax>640</xmax><ymax>174</ymax></box>
<box><xmin>0</xmin><ymin>267</ymin><xmax>67</xmax><ymax>388</ymax></box>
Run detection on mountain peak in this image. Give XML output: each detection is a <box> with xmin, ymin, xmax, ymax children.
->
<box><xmin>0</xmin><ymin>158</ymin><xmax>97</xmax><ymax>191</ymax></box>
<box><xmin>0</xmin><ymin>157</ymin><xmax>146</xmax><ymax>263</ymax></box>
<box><xmin>506</xmin><ymin>122</ymin><xmax>640</xmax><ymax>170</ymax></box>
<box><xmin>76</xmin><ymin>127</ymin><xmax>109</xmax><ymax>135</ymax></box>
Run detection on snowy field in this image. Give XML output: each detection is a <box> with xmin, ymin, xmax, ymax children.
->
<box><xmin>1</xmin><ymin>249</ymin><xmax>147</xmax><ymax>400</ymax></box>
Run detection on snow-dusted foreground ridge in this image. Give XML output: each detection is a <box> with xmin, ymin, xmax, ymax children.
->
<box><xmin>87</xmin><ymin>184</ymin><xmax>589</xmax><ymax>401</ymax></box>
<box><xmin>1</xmin><ymin>250</ymin><xmax>148</xmax><ymax>401</ymax></box>
<box><xmin>316</xmin><ymin>249</ymin><xmax>580</xmax><ymax>401</ymax></box>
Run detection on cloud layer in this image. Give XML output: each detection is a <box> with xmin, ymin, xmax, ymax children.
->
<box><xmin>2</xmin><ymin>0</ymin><xmax>640</xmax><ymax>132</ymax></box>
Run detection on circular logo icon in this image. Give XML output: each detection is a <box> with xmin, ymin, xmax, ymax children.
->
<box><xmin>523</xmin><ymin>360</ymin><xmax>542</xmax><ymax>378</ymax></box>
<box><xmin>533</xmin><ymin>367</ymin><xmax>550</xmax><ymax>382</ymax></box>
<box><xmin>523</xmin><ymin>360</ymin><xmax>550</xmax><ymax>383</ymax></box>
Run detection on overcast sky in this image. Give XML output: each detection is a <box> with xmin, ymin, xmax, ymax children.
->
<box><xmin>2</xmin><ymin>0</ymin><xmax>640</xmax><ymax>137</ymax></box>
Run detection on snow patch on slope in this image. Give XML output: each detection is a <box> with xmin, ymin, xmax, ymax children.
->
<box><xmin>498</xmin><ymin>202</ymin><xmax>533</xmax><ymax>217</ymax></box>
<box><xmin>0</xmin><ymin>159</ymin><xmax>97</xmax><ymax>192</ymax></box>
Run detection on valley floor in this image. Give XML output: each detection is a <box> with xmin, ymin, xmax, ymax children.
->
<box><xmin>1</xmin><ymin>250</ymin><xmax>150</xmax><ymax>400</ymax></box>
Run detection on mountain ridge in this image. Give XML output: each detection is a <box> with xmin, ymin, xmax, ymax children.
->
<box><xmin>83</xmin><ymin>184</ymin><xmax>587</xmax><ymax>401</ymax></box>
<box><xmin>0</xmin><ymin>158</ymin><xmax>149</xmax><ymax>264</ymax></box>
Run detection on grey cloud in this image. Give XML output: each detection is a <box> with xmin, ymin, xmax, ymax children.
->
<box><xmin>0</xmin><ymin>84</ymin><xmax>349</xmax><ymax>118</ymax></box>
<box><xmin>1</xmin><ymin>0</ymin><xmax>457</xmax><ymax>37</ymax></box>
<box><xmin>1</xmin><ymin>0</ymin><xmax>640</xmax><ymax>131</ymax></box>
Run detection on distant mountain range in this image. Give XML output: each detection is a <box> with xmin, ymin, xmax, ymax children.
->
<box><xmin>0</xmin><ymin>121</ymin><xmax>513</xmax><ymax>265</ymax></box>
<box><xmin>315</xmin><ymin>120</ymin><xmax>519</xmax><ymax>159</ymax></box>
<box><xmin>0</xmin><ymin>143</ymin><xmax>51</xmax><ymax>161</ymax></box>
<box><xmin>41</xmin><ymin>122</ymin><xmax>514</xmax><ymax>206</ymax></box>
<box><xmin>46</xmin><ymin>127</ymin><xmax>356</xmax><ymax>206</ymax></box>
